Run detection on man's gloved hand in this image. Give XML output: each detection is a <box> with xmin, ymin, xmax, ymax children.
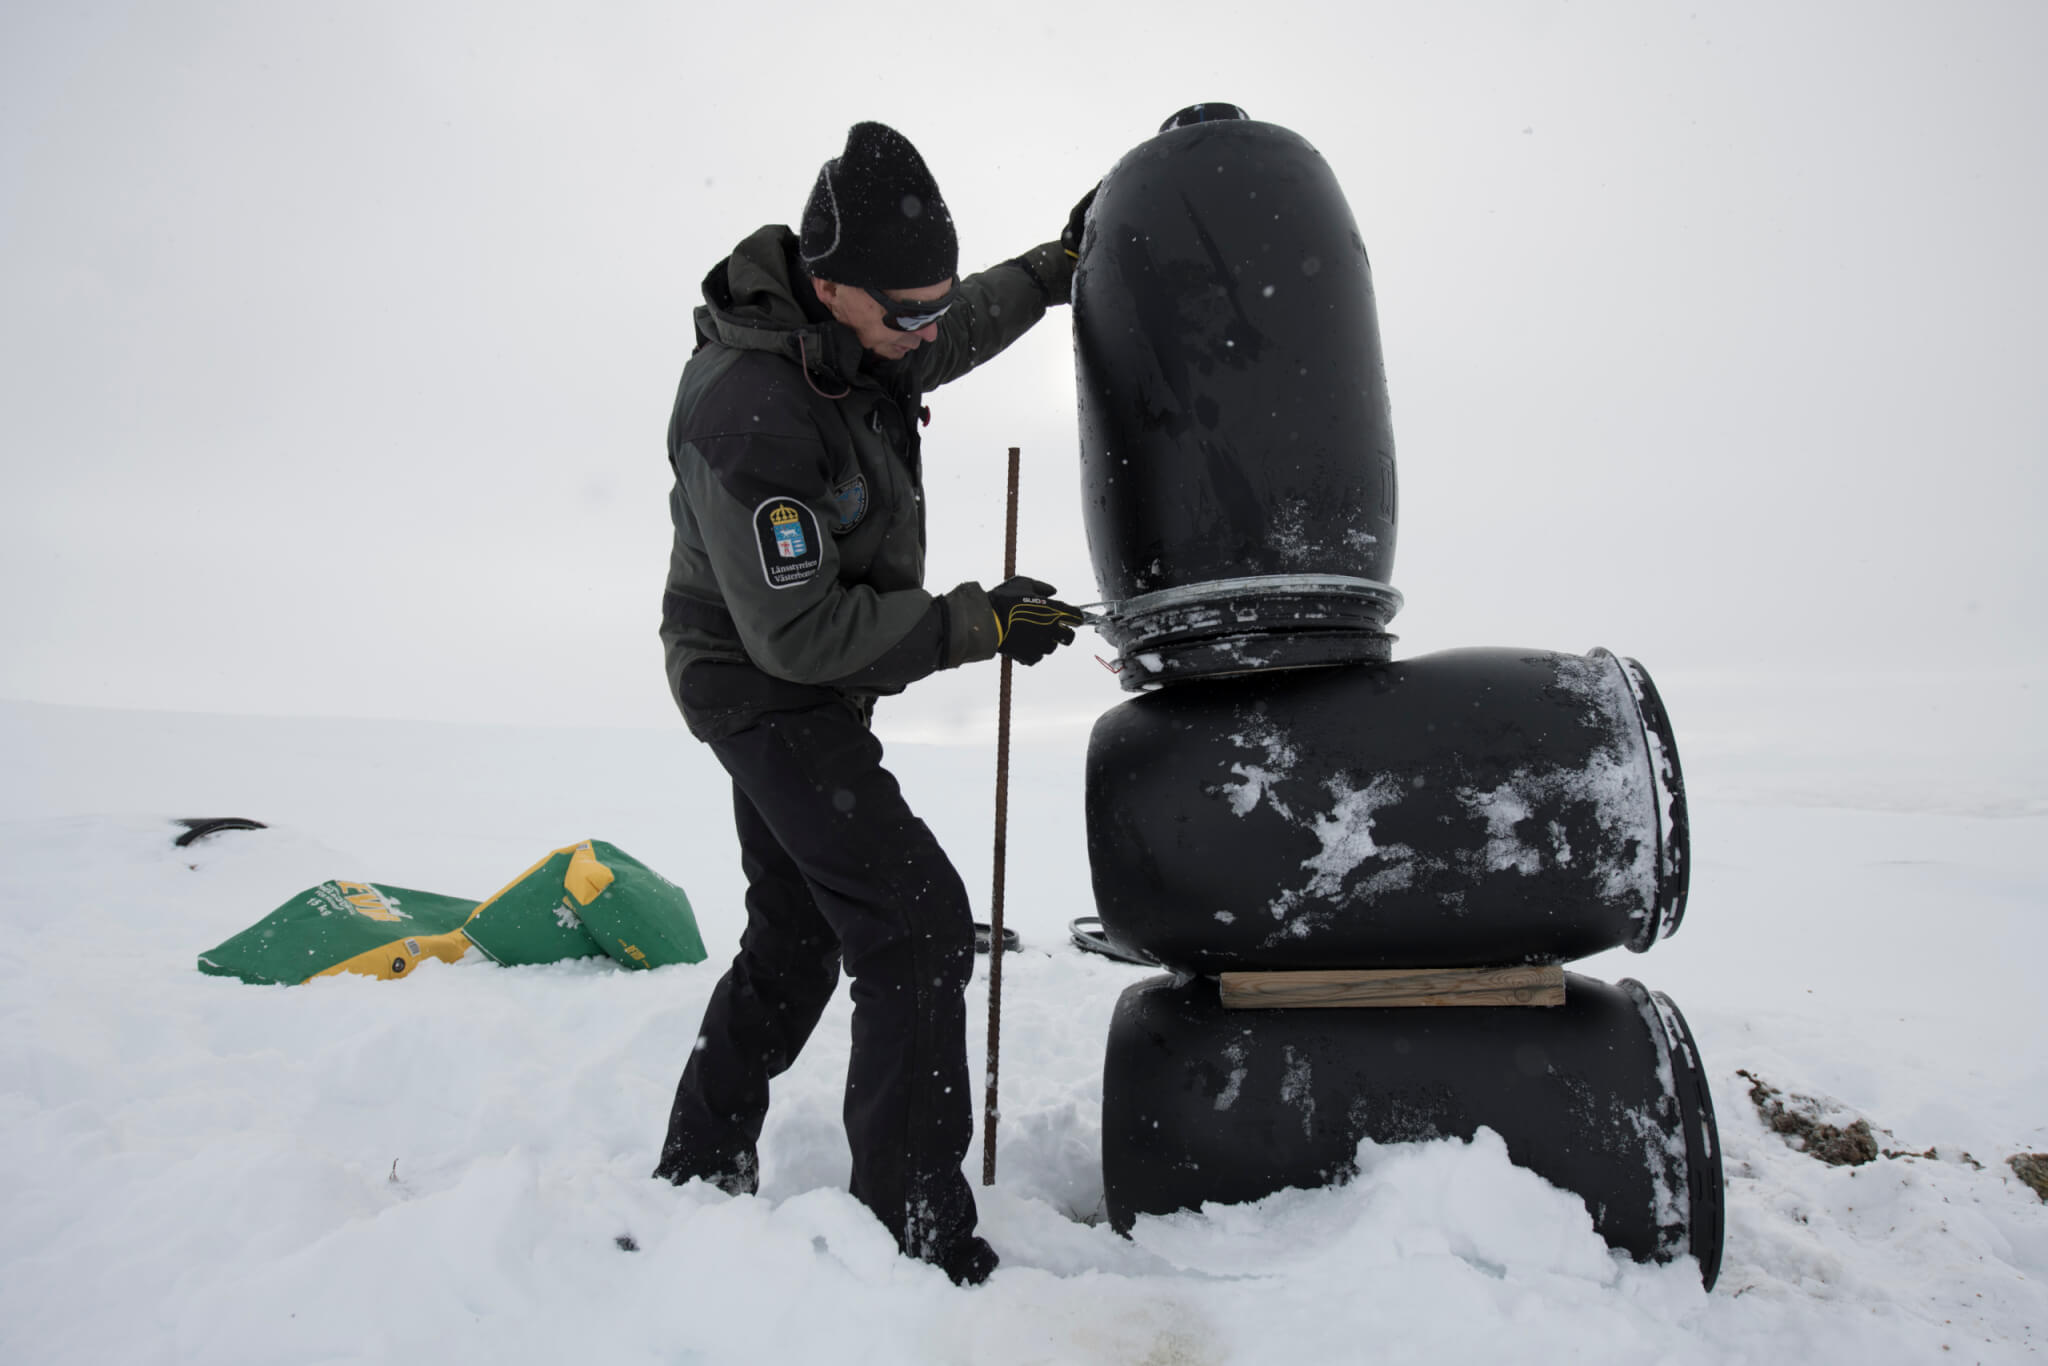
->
<box><xmin>988</xmin><ymin>576</ymin><xmax>1085</xmax><ymax>665</ymax></box>
<box><xmin>1062</xmin><ymin>185</ymin><xmax>1099</xmax><ymax>261</ymax></box>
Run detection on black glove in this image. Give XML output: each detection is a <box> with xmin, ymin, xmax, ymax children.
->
<box><xmin>1062</xmin><ymin>185</ymin><xmax>1099</xmax><ymax>261</ymax></box>
<box><xmin>988</xmin><ymin>576</ymin><xmax>1084</xmax><ymax>665</ymax></box>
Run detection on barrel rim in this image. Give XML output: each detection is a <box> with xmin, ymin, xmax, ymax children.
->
<box><xmin>1622</xmin><ymin>978</ymin><xmax>1726</xmax><ymax>1291</ymax></box>
<box><xmin>1103</xmin><ymin>574</ymin><xmax>1403</xmax><ymax>691</ymax></box>
<box><xmin>1596</xmin><ymin>651</ymin><xmax>1692</xmax><ymax>943</ymax></box>
<box><xmin>1112</xmin><ymin>629</ymin><xmax>1396</xmax><ymax>693</ymax></box>
<box><xmin>1109</xmin><ymin>573</ymin><xmax>1404</xmax><ymax>626</ymax></box>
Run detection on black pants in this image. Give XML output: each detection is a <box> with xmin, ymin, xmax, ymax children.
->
<box><xmin>655</xmin><ymin>702</ymin><xmax>987</xmax><ymax>1272</ymax></box>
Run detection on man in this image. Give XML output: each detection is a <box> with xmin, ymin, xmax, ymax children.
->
<box><xmin>653</xmin><ymin>121</ymin><xmax>1088</xmax><ymax>1286</ymax></box>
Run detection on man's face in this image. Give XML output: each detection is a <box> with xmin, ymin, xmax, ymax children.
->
<box><xmin>813</xmin><ymin>277</ymin><xmax>954</xmax><ymax>361</ymax></box>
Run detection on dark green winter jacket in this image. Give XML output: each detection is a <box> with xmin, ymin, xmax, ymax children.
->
<box><xmin>660</xmin><ymin>225</ymin><xmax>1072</xmax><ymax>739</ymax></box>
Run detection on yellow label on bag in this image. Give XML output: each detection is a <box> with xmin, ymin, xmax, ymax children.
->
<box><xmin>307</xmin><ymin>929</ymin><xmax>474</xmax><ymax>982</ymax></box>
<box><xmin>564</xmin><ymin>841</ymin><xmax>616</xmax><ymax>907</ymax></box>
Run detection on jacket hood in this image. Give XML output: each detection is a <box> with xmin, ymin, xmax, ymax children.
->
<box><xmin>696</xmin><ymin>225</ymin><xmax>871</xmax><ymax>390</ymax></box>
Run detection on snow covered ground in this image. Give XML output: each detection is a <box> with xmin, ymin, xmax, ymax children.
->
<box><xmin>2</xmin><ymin>669</ymin><xmax>2043</xmax><ymax>1364</ymax></box>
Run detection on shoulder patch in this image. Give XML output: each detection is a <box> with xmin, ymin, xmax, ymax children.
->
<box><xmin>754</xmin><ymin>497</ymin><xmax>823</xmax><ymax>590</ymax></box>
<box><xmin>829</xmin><ymin>476</ymin><xmax>868</xmax><ymax>534</ymax></box>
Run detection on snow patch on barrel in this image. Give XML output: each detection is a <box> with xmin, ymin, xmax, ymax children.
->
<box><xmin>1268</xmin><ymin>496</ymin><xmax>1318</xmax><ymax>570</ymax></box>
<box><xmin>1454</xmin><ymin>744</ymin><xmax>1655</xmax><ymax>911</ymax></box>
<box><xmin>1620</xmin><ymin>1096</ymin><xmax>1691</xmax><ymax>1251</ymax></box>
<box><xmin>1621</xmin><ymin>980</ymin><xmax>1695</xmax><ymax>1260</ymax></box>
<box><xmin>1300</xmin><ymin>776</ymin><xmax>1406</xmax><ymax>898</ymax></box>
<box><xmin>1215</xmin><ymin>714</ymin><xmax>1300</xmax><ymax>819</ymax></box>
<box><xmin>1458</xmin><ymin>652</ymin><xmax>1662</xmax><ymax>921</ymax></box>
<box><xmin>1262</xmin><ymin>773</ymin><xmax>1421</xmax><ymax>938</ymax></box>
<box><xmin>1462</xmin><ymin>783</ymin><xmax>1543</xmax><ymax>875</ymax></box>
<box><xmin>1550</xmin><ymin>651</ymin><xmax>1622</xmax><ymax>717</ymax></box>
<box><xmin>1614</xmin><ymin>654</ymin><xmax>1687</xmax><ymax>941</ymax></box>
<box><xmin>1611</xmin><ymin>657</ymin><xmax>1680</xmax><ymax>848</ymax></box>
<box><xmin>1581</xmin><ymin>747</ymin><xmax>1659</xmax><ymax>910</ymax></box>
<box><xmin>1215</xmin><ymin>1036</ymin><xmax>1250</xmax><ymax>1112</ymax></box>
<box><xmin>1641</xmin><ymin>986</ymin><xmax>1715</xmax><ymax>1168</ymax></box>
<box><xmin>1280</xmin><ymin>1045</ymin><xmax>1316</xmax><ymax>1139</ymax></box>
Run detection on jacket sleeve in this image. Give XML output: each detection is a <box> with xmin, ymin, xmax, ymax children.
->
<box><xmin>675</xmin><ymin>386</ymin><xmax>997</xmax><ymax>685</ymax></box>
<box><xmin>910</xmin><ymin>242</ymin><xmax>1075</xmax><ymax>392</ymax></box>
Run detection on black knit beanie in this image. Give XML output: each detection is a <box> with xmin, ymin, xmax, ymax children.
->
<box><xmin>798</xmin><ymin>122</ymin><xmax>958</xmax><ymax>289</ymax></box>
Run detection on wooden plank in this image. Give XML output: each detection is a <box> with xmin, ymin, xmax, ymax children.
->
<box><xmin>1217</xmin><ymin>964</ymin><xmax>1566</xmax><ymax>1010</ymax></box>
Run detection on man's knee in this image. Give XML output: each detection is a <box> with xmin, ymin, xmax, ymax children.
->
<box><xmin>838</xmin><ymin>906</ymin><xmax>972</xmax><ymax>997</ymax></box>
<box><xmin>727</xmin><ymin>929</ymin><xmax>841</xmax><ymax>1019</ymax></box>
<box><xmin>848</xmin><ymin>849</ymin><xmax>973</xmax><ymax>976</ymax></box>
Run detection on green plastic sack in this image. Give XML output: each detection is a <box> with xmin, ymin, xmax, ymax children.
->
<box><xmin>562</xmin><ymin>839</ymin><xmax>709</xmax><ymax>971</ymax></box>
<box><xmin>460</xmin><ymin>845</ymin><xmax>613</xmax><ymax>967</ymax></box>
<box><xmin>196</xmin><ymin>840</ymin><xmax>705</xmax><ymax>984</ymax></box>
<box><xmin>465</xmin><ymin>840</ymin><xmax>708</xmax><ymax>971</ymax></box>
<box><xmin>196</xmin><ymin>879</ymin><xmax>478</xmax><ymax>985</ymax></box>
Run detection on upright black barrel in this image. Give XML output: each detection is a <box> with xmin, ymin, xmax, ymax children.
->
<box><xmin>1086</xmin><ymin>647</ymin><xmax>1689</xmax><ymax>971</ymax></box>
<box><xmin>1100</xmin><ymin>971</ymin><xmax>1725</xmax><ymax>1288</ymax></box>
<box><xmin>1074</xmin><ymin>107</ymin><xmax>1401</xmax><ymax>688</ymax></box>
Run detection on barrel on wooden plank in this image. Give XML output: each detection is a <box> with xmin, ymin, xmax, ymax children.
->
<box><xmin>1086</xmin><ymin>646</ymin><xmax>1689</xmax><ymax>971</ymax></box>
<box><xmin>1099</xmin><ymin>970</ymin><xmax>1724</xmax><ymax>1288</ymax></box>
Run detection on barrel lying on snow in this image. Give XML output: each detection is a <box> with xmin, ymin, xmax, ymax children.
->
<box><xmin>1086</xmin><ymin>646</ymin><xmax>1688</xmax><ymax>972</ymax></box>
<box><xmin>1073</xmin><ymin>106</ymin><xmax>1401</xmax><ymax>686</ymax></box>
<box><xmin>1100</xmin><ymin>971</ymin><xmax>1724</xmax><ymax>1288</ymax></box>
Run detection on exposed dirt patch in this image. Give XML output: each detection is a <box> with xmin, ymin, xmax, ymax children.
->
<box><xmin>1739</xmin><ymin>1069</ymin><xmax>1879</xmax><ymax>1166</ymax></box>
<box><xmin>1880</xmin><ymin>1144</ymin><xmax>1984</xmax><ymax>1169</ymax></box>
<box><xmin>1737</xmin><ymin>1070</ymin><xmax>2040</xmax><ymax>1190</ymax></box>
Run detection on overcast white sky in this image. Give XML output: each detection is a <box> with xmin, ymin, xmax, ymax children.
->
<box><xmin>3</xmin><ymin>0</ymin><xmax>2044</xmax><ymax>736</ymax></box>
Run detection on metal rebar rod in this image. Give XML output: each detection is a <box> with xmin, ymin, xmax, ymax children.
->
<box><xmin>981</xmin><ymin>445</ymin><xmax>1020</xmax><ymax>1186</ymax></box>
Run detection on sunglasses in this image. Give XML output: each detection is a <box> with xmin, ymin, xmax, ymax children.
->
<box><xmin>862</xmin><ymin>283</ymin><xmax>957</xmax><ymax>333</ymax></box>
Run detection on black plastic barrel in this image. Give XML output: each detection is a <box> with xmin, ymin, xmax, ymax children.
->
<box><xmin>1087</xmin><ymin>647</ymin><xmax>1689</xmax><ymax>971</ymax></box>
<box><xmin>1073</xmin><ymin>107</ymin><xmax>1401</xmax><ymax>688</ymax></box>
<box><xmin>1101</xmin><ymin>971</ymin><xmax>1724</xmax><ymax>1288</ymax></box>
